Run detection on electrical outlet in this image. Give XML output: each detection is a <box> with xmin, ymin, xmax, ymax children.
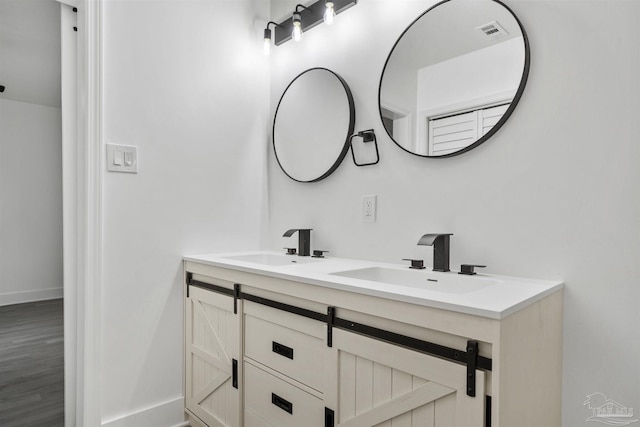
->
<box><xmin>362</xmin><ymin>195</ymin><xmax>377</xmax><ymax>223</ymax></box>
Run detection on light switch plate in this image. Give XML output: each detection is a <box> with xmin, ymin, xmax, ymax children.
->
<box><xmin>107</xmin><ymin>144</ymin><xmax>138</xmax><ymax>173</ymax></box>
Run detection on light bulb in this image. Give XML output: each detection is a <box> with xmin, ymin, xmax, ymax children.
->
<box><xmin>263</xmin><ymin>28</ymin><xmax>272</xmax><ymax>55</ymax></box>
<box><xmin>292</xmin><ymin>24</ymin><xmax>302</xmax><ymax>42</ymax></box>
<box><xmin>292</xmin><ymin>12</ymin><xmax>302</xmax><ymax>42</ymax></box>
<box><xmin>324</xmin><ymin>1</ymin><xmax>335</xmax><ymax>26</ymax></box>
<box><xmin>263</xmin><ymin>38</ymin><xmax>271</xmax><ymax>55</ymax></box>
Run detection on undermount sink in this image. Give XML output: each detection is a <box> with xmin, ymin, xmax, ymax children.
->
<box><xmin>331</xmin><ymin>266</ymin><xmax>499</xmax><ymax>294</ymax></box>
<box><xmin>223</xmin><ymin>253</ymin><xmax>320</xmax><ymax>266</ymax></box>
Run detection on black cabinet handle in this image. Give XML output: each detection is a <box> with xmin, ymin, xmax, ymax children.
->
<box><xmin>232</xmin><ymin>359</ymin><xmax>238</xmax><ymax>389</ymax></box>
<box><xmin>325</xmin><ymin>407</ymin><xmax>335</xmax><ymax>427</ymax></box>
<box><xmin>272</xmin><ymin>393</ymin><xmax>293</xmax><ymax>414</ymax></box>
<box><xmin>272</xmin><ymin>341</ymin><xmax>294</xmax><ymax>360</ymax></box>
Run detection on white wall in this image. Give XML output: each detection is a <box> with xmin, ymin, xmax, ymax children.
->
<box><xmin>100</xmin><ymin>0</ymin><xmax>269</xmax><ymax>425</ymax></box>
<box><xmin>267</xmin><ymin>1</ymin><xmax>640</xmax><ymax>426</ymax></box>
<box><xmin>417</xmin><ymin>36</ymin><xmax>523</xmax><ymax>115</ymax></box>
<box><xmin>0</xmin><ymin>99</ymin><xmax>63</xmax><ymax>305</ymax></box>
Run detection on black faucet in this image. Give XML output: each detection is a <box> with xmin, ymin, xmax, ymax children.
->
<box><xmin>283</xmin><ymin>229</ymin><xmax>312</xmax><ymax>256</ymax></box>
<box><xmin>417</xmin><ymin>233</ymin><xmax>453</xmax><ymax>272</ymax></box>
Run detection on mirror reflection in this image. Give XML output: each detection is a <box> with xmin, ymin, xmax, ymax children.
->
<box><xmin>379</xmin><ymin>0</ymin><xmax>529</xmax><ymax>157</ymax></box>
<box><xmin>273</xmin><ymin>68</ymin><xmax>355</xmax><ymax>182</ymax></box>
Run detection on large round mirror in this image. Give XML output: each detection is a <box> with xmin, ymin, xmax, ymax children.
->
<box><xmin>273</xmin><ymin>68</ymin><xmax>355</xmax><ymax>182</ymax></box>
<box><xmin>379</xmin><ymin>0</ymin><xmax>530</xmax><ymax>157</ymax></box>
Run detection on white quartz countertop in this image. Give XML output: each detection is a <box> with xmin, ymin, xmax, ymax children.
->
<box><xmin>183</xmin><ymin>251</ymin><xmax>563</xmax><ymax>320</ymax></box>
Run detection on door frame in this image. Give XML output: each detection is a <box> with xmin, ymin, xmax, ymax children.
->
<box><xmin>59</xmin><ymin>0</ymin><xmax>103</xmax><ymax>425</ymax></box>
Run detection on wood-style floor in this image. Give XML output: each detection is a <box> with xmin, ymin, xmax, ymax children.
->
<box><xmin>0</xmin><ymin>299</ymin><xmax>64</xmax><ymax>426</ymax></box>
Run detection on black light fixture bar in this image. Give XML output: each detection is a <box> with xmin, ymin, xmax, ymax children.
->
<box><xmin>274</xmin><ymin>0</ymin><xmax>357</xmax><ymax>46</ymax></box>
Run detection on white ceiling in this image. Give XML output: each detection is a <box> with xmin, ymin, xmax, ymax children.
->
<box><xmin>0</xmin><ymin>0</ymin><xmax>61</xmax><ymax>108</ymax></box>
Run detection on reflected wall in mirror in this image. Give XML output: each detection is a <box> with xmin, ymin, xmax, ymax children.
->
<box><xmin>379</xmin><ymin>0</ymin><xmax>530</xmax><ymax>157</ymax></box>
<box><xmin>273</xmin><ymin>68</ymin><xmax>355</xmax><ymax>182</ymax></box>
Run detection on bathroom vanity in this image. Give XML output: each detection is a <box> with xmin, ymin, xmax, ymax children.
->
<box><xmin>183</xmin><ymin>252</ymin><xmax>563</xmax><ymax>427</ymax></box>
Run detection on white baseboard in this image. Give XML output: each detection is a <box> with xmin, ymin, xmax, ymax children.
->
<box><xmin>0</xmin><ymin>287</ymin><xmax>63</xmax><ymax>306</ymax></box>
<box><xmin>102</xmin><ymin>396</ymin><xmax>186</xmax><ymax>427</ymax></box>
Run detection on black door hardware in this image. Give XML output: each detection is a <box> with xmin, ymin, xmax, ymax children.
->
<box><xmin>232</xmin><ymin>359</ymin><xmax>238</xmax><ymax>389</ymax></box>
<box><xmin>325</xmin><ymin>408</ymin><xmax>335</xmax><ymax>427</ymax></box>
<box><xmin>466</xmin><ymin>340</ymin><xmax>478</xmax><ymax>397</ymax></box>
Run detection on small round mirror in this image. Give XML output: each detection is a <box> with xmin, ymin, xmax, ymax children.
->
<box><xmin>273</xmin><ymin>68</ymin><xmax>355</xmax><ymax>182</ymax></box>
<box><xmin>379</xmin><ymin>0</ymin><xmax>530</xmax><ymax>157</ymax></box>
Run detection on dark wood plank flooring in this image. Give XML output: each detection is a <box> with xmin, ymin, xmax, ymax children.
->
<box><xmin>0</xmin><ymin>299</ymin><xmax>64</xmax><ymax>426</ymax></box>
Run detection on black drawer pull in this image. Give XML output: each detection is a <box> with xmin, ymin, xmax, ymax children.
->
<box><xmin>272</xmin><ymin>341</ymin><xmax>294</xmax><ymax>360</ymax></box>
<box><xmin>271</xmin><ymin>393</ymin><xmax>293</xmax><ymax>414</ymax></box>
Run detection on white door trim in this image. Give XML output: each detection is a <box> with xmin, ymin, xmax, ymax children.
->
<box><xmin>83</xmin><ymin>0</ymin><xmax>104</xmax><ymax>425</ymax></box>
<box><xmin>60</xmin><ymin>4</ymin><xmax>78</xmax><ymax>425</ymax></box>
<box><xmin>60</xmin><ymin>0</ymin><xmax>103</xmax><ymax>425</ymax></box>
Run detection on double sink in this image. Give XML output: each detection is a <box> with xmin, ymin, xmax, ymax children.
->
<box><xmin>185</xmin><ymin>251</ymin><xmax>563</xmax><ymax>319</ymax></box>
<box><xmin>224</xmin><ymin>253</ymin><xmax>496</xmax><ymax>295</ymax></box>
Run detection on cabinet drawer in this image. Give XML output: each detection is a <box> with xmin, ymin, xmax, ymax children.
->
<box><xmin>244</xmin><ymin>362</ymin><xmax>324</xmax><ymax>427</ymax></box>
<box><xmin>244</xmin><ymin>307</ymin><xmax>324</xmax><ymax>391</ymax></box>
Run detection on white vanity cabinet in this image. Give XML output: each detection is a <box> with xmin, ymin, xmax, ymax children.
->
<box><xmin>184</xmin><ymin>256</ymin><xmax>563</xmax><ymax>427</ymax></box>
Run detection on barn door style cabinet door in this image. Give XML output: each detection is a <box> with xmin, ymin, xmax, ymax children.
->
<box><xmin>185</xmin><ymin>282</ymin><xmax>242</xmax><ymax>427</ymax></box>
<box><xmin>327</xmin><ymin>329</ymin><xmax>486</xmax><ymax>427</ymax></box>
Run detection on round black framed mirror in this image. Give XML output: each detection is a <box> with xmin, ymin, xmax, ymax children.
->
<box><xmin>379</xmin><ymin>0</ymin><xmax>530</xmax><ymax>158</ymax></box>
<box><xmin>273</xmin><ymin>68</ymin><xmax>355</xmax><ymax>182</ymax></box>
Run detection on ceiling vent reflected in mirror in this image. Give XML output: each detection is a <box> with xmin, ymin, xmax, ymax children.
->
<box><xmin>477</xmin><ymin>20</ymin><xmax>509</xmax><ymax>40</ymax></box>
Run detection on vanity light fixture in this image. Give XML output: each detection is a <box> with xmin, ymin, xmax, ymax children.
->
<box><xmin>265</xmin><ymin>0</ymin><xmax>357</xmax><ymax>49</ymax></box>
<box><xmin>263</xmin><ymin>21</ymin><xmax>281</xmax><ymax>55</ymax></box>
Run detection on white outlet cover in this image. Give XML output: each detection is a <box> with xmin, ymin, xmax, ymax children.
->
<box><xmin>362</xmin><ymin>195</ymin><xmax>377</xmax><ymax>223</ymax></box>
<box><xmin>107</xmin><ymin>143</ymin><xmax>138</xmax><ymax>173</ymax></box>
